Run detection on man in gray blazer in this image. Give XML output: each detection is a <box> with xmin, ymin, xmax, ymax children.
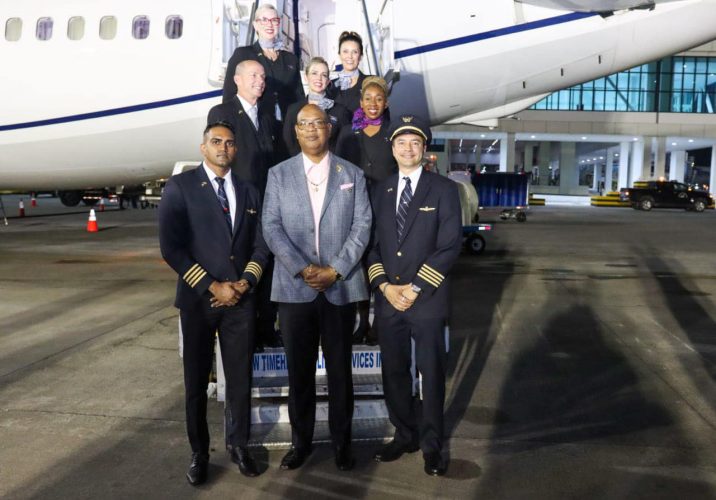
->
<box><xmin>263</xmin><ymin>104</ymin><xmax>371</xmax><ymax>472</ymax></box>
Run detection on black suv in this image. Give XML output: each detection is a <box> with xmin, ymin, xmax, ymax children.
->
<box><xmin>620</xmin><ymin>181</ymin><xmax>713</xmax><ymax>212</ymax></box>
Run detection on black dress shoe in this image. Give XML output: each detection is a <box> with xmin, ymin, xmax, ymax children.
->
<box><xmin>230</xmin><ymin>446</ymin><xmax>260</xmax><ymax>477</ymax></box>
<box><xmin>186</xmin><ymin>452</ymin><xmax>209</xmax><ymax>486</ymax></box>
<box><xmin>423</xmin><ymin>451</ymin><xmax>447</xmax><ymax>476</ymax></box>
<box><xmin>352</xmin><ymin>324</ymin><xmax>368</xmax><ymax>344</ymax></box>
<box><xmin>334</xmin><ymin>445</ymin><xmax>355</xmax><ymax>471</ymax></box>
<box><xmin>264</xmin><ymin>334</ymin><xmax>283</xmax><ymax>348</ymax></box>
<box><xmin>364</xmin><ymin>327</ymin><xmax>378</xmax><ymax>346</ymax></box>
<box><xmin>373</xmin><ymin>440</ymin><xmax>420</xmax><ymax>463</ymax></box>
<box><xmin>280</xmin><ymin>446</ymin><xmax>311</xmax><ymax>470</ymax></box>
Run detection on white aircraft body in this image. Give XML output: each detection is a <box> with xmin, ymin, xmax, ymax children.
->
<box><xmin>1</xmin><ymin>0</ymin><xmax>715</xmax><ymax>200</ymax></box>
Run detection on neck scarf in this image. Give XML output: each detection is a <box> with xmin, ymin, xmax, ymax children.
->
<box><xmin>337</xmin><ymin>69</ymin><xmax>358</xmax><ymax>90</ymax></box>
<box><xmin>308</xmin><ymin>92</ymin><xmax>335</xmax><ymax>110</ymax></box>
<box><xmin>352</xmin><ymin>107</ymin><xmax>382</xmax><ymax>131</ymax></box>
<box><xmin>258</xmin><ymin>36</ymin><xmax>283</xmax><ymax>51</ymax></box>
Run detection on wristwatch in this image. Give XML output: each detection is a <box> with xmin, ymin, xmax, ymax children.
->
<box><xmin>410</xmin><ymin>283</ymin><xmax>422</xmax><ymax>295</ymax></box>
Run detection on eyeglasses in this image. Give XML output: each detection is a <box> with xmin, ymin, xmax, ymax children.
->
<box><xmin>297</xmin><ymin>119</ymin><xmax>329</xmax><ymax>130</ymax></box>
<box><xmin>256</xmin><ymin>17</ymin><xmax>281</xmax><ymax>25</ymax></box>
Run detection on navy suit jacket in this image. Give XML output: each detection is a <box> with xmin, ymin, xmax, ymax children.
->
<box><xmin>367</xmin><ymin>170</ymin><xmax>462</xmax><ymax>319</ymax></box>
<box><xmin>158</xmin><ymin>164</ymin><xmax>270</xmax><ymax>310</ymax></box>
<box><xmin>207</xmin><ymin>96</ymin><xmax>282</xmax><ymax>195</ymax></box>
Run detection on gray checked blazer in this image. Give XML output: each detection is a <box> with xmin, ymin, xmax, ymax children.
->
<box><xmin>262</xmin><ymin>152</ymin><xmax>371</xmax><ymax>305</ymax></box>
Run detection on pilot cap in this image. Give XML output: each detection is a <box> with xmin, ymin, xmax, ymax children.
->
<box><xmin>389</xmin><ymin>114</ymin><xmax>432</xmax><ymax>144</ymax></box>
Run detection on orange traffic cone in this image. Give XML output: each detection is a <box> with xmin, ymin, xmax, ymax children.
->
<box><xmin>18</xmin><ymin>199</ymin><xmax>25</xmax><ymax>217</ymax></box>
<box><xmin>99</xmin><ymin>198</ymin><xmax>105</xmax><ymax>212</ymax></box>
<box><xmin>31</xmin><ymin>194</ymin><xmax>37</xmax><ymax>207</ymax></box>
<box><xmin>86</xmin><ymin>208</ymin><xmax>99</xmax><ymax>232</ymax></box>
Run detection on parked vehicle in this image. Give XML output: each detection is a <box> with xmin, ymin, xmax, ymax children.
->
<box><xmin>620</xmin><ymin>181</ymin><xmax>714</xmax><ymax>212</ymax></box>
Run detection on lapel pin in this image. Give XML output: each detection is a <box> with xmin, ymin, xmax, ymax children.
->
<box><xmin>201</xmin><ymin>181</ymin><xmax>208</xmax><ymax>187</ymax></box>
<box><xmin>387</xmin><ymin>188</ymin><xmax>394</xmax><ymax>192</ymax></box>
<box><xmin>246</xmin><ymin>208</ymin><xmax>257</xmax><ymax>215</ymax></box>
<box><xmin>336</xmin><ymin>164</ymin><xmax>343</xmax><ymax>172</ymax></box>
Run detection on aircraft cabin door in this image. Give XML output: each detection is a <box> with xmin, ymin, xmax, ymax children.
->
<box><xmin>208</xmin><ymin>0</ymin><xmax>255</xmax><ymax>87</ymax></box>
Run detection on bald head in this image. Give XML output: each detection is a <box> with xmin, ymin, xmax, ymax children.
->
<box><xmin>295</xmin><ymin>104</ymin><xmax>331</xmax><ymax>160</ymax></box>
<box><xmin>234</xmin><ymin>60</ymin><xmax>266</xmax><ymax>104</ymax></box>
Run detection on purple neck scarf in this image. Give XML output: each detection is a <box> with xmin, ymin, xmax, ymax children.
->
<box><xmin>352</xmin><ymin>108</ymin><xmax>383</xmax><ymax>131</ymax></box>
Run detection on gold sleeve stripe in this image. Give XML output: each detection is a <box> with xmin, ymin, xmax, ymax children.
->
<box><xmin>417</xmin><ymin>271</ymin><xmax>441</xmax><ymax>288</ymax></box>
<box><xmin>244</xmin><ymin>262</ymin><xmax>263</xmax><ymax>280</ymax></box>
<box><xmin>187</xmin><ymin>270</ymin><xmax>207</xmax><ymax>288</ymax></box>
<box><xmin>368</xmin><ymin>265</ymin><xmax>386</xmax><ymax>282</ymax></box>
<box><xmin>419</xmin><ymin>266</ymin><xmax>443</xmax><ymax>284</ymax></box>
<box><xmin>245</xmin><ymin>261</ymin><xmax>263</xmax><ymax>277</ymax></box>
<box><xmin>185</xmin><ymin>266</ymin><xmax>205</xmax><ymax>285</ymax></box>
<box><xmin>368</xmin><ymin>263</ymin><xmax>384</xmax><ymax>271</ymax></box>
<box><xmin>422</xmin><ymin>264</ymin><xmax>445</xmax><ymax>281</ymax></box>
<box><xmin>183</xmin><ymin>263</ymin><xmax>200</xmax><ymax>281</ymax></box>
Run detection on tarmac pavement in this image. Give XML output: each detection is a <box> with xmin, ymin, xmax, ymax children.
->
<box><xmin>1</xmin><ymin>201</ymin><xmax>715</xmax><ymax>499</ymax></box>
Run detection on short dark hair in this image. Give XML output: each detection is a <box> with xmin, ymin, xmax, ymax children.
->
<box><xmin>203</xmin><ymin>121</ymin><xmax>235</xmax><ymax>142</ymax></box>
<box><xmin>338</xmin><ymin>31</ymin><xmax>363</xmax><ymax>55</ymax></box>
<box><xmin>204</xmin><ymin>121</ymin><xmax>235</xmax><ymax>136</ymax></box>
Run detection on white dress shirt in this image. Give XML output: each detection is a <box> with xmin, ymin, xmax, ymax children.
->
<box><xmin>396</xmin><ymin>167</ymin><xmax>423</xmax><ymax>212</ymax></box>
<box><xmin>202</xmin><ymin>163</ymin><xmax>236</xmax><ymax>228</ymax></box>
<box><xmin>237</xmin><ymin>94</ymin><xmax>259</xmax><ymax>129</ymax></box>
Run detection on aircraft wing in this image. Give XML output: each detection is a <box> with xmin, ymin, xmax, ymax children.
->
<box><xmin>515</xmin><ymin>0</ymin><xmax>681</xmax><ymax>12</ymax></box>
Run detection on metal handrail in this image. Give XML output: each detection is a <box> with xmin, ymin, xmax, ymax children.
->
<box><xmin>360</xmin><ymin>0</ymin><xmax>380</xmax><ymax>76</ymax></box>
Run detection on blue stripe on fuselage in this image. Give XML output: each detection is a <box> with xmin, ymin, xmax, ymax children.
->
<box><xmin>1</xmin><ymin>12</ymin><xmax>599</xmax><ymax>131</ymax></box>
<box><xmin>394</xmin><ymin>11</ymin><xmax>599</xmax><ymax>59</ymax></box>
<box><xmin>0</xmin><ymin>90</ymin><xmax>222</xmax><ymax>132</ymax></box>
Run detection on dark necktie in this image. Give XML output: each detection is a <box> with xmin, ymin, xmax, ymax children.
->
<box><xmin>396</xmin><ymin>177</ymin><xmax>412</xmax><ymax>242</ymax></box>
<box><xmin>214</xmin><ymin>177</ymin><xmax>233</xmax><ymax>232</ymax></box>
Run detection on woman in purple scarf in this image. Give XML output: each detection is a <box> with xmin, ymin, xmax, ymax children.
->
<box><xmin>336</xmin><ymin>76</ymin><xmax>397</xmax><ymax>345</ymax></box>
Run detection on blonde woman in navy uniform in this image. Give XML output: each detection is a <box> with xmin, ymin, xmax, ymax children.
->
<box><xmin>222</xmin><ymin>3</ymin><xmax>304</xmax><ymax>123</ymax></box>
<box><xmin>367</xmin><ymin>115</ymin><xmax>462</xmax><ymax>477</ymax></box>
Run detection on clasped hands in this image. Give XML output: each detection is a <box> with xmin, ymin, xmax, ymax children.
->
<box><xmin>382</xmin><ymin>283</ymin><xmax>419</xmax><ymax>312</ymax></box>
<box><xmin>301</xmin><ymin>264</ymin><xmax>338</xmax><ymax>292</ymax></box>
<box><xmin>209</xmin><ymin>279</ymin><xmax>250</xmax><ymax>308</ymax></box>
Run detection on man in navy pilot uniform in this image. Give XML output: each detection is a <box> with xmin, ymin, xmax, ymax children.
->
<box><xmin>158</xmin><ymin>122</ymin><xmax>270</xmax><ymax>485</ymax></box>
<box><xmin>367</xmin><ymin>115</ymin><xmax>462</xmax><ymax>476</ymax></box>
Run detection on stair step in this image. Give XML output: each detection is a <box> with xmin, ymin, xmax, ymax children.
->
<box><xmin>248</xmin><ymin>418</ymin><xmax>393</xmax><ymax>448</ymax></box>
<box><xmin>251</xmin><ymin>399</ymin><xmax>388</xmax><ymax>424</ymax></box>
<box><xmin>251</xmin><ymin>373</ymin><xmax>384</xmax><ymax>398</ymax></box>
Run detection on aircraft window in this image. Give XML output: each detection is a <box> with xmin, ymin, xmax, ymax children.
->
<box><xmin>36</xmin><ymin>17</ymin><xmax>53</xmax><ymax>41</ymax></box>
<box><xmin>132</xmin><ymin>15</ymin><xmax>150</xmax><ymax>39</ymax></box>
<box><xmin>67</xmin><ymin>16</ymin><xmax>85</xmax><ymax>40</ymax></box>
<box><xmin>5</xmin><ymin>17</ymin><xmax>22</xmax><ymax>41</ymax></box>
<box><xmin>165</xmin><ymin>16</ymin><xmax>183</xmax><ymax>39</ymax></box>
<box><xmin>100</xmin><ymin>16</ymin><xmax>117</xmax><ymax>40</ymax></box>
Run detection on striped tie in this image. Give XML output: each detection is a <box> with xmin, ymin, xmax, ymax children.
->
<box><xmin>214</xmin><ymin>177</ymin><xmax>233</xmax><ymax>233</ymax></box>
<box><xmin>396</xmin><ymin>177</ymin><xmax>412</xmax><ymax>242</ymax></box>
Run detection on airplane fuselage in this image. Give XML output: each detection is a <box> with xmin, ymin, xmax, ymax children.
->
<box><xmin>2</xmin><ymin>0</ymin><xmax>716</xmax><ymax>190</ymax></box>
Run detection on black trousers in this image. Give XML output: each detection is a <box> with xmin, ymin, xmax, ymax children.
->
<box><xmin>279</xmin><ymin>294</ymin><xmax>356</xmax><ymax>449</ymax></box>
<box><xmin>256</xmin><ymin>256</ymin><xmax>278</xmax><ymax>341</ymax></box>
<box><xmin>375</xmin><ymin>314</ymin><xmax>447</xmax><ymax>454</ymax></box>
<box><xmin>180</xmin><ymin>294</ymin><xmax>255</xmax><ymax>454</ymax></box>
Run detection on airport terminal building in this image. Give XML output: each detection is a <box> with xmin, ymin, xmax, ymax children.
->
<box><xmin>432</xmin><ymin>42</ymin><xmax>716</xmax><ymax>197</ymax></box>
